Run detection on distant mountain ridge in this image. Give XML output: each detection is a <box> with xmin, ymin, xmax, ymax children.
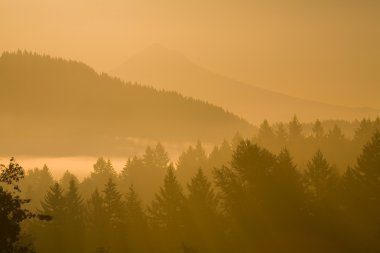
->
<box><xmin>112</xmin><ymin>44</ymin><xmax>379</xmax><ymax>124</ymax></box>
<box><xmin>0</xmin><ymin>51</ymin><xmax>254</xmax><ymax>156</ymax></box>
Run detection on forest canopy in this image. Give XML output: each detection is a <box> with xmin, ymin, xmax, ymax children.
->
<box><xmin>0</xmin><ymin>51</ymin><xmax>253</xmax><ymax>156</ymax></box>
<box><xmin>2</xmin><ymin>124</ymin><xmax>380</xmax><ymax>253</ymax></box>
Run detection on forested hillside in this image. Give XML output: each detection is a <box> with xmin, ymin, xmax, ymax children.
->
<box><xmin>2</xmin><ymin>130</ymin><xmax>380</xmax><ymax>253</ymax></box>
<box><xmin>0</xmin><ymin>51</ymin><xmax>253</xmax><ymax>156</ymax></box>
<box><xmin>112</xmin><ymin>44</ymin><xmax>380</xmax><ymax>123</ymax></box>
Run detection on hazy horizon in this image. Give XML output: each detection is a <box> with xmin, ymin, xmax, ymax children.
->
<box><xmin>2</xmin><ymin>2</ymin><xmax>380</xmax><ymax>253</ymax></box>
<box><xmin>1</xmin><ymin>0</ymin><xmax>380</xmax><ymax>108</ymax></box>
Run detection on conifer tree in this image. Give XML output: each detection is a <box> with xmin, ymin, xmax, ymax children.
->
<box><xmin>275</xmin><ymin>123</ymin><xmax>288</xmax><ymax>148</ymax></box>
<box><xmin>103</xmin><ymin>178</ymin><xmax>124</xmax><ymax>228</ymax></box>
<box><xmin>304</xmin><ymin>150</ymin><xmax>338</xmax><ymax>203</ymax></box>
<box><xmin>345</xmin><ymin>132</ymin><xmax>380</xmax><ymax>215</ymax></box>
<box><xmin>187</xmin><ymin>169</ymin><xmax>218</xmax><ymax>214</ymax></box>
<box><xmin>185</xmin><ymin>169</ymin><xmax>222</xmax><ymax>253</ymax></box>
<box><xmin>20</xmin><ymin>165</ymin><xmax>54</xmax><ymax>210</ymax></box>
<box><xmin>59</xmin><ymin>170</ymin><xmax>80</xmax><ymax>190</ymax></box>
<box><xmin>149</xmin><ymin>166</ymin><xmax>186</xmax><ymax>253</ymax></box>
<box><xmin>102</xmin><ymin>178</ymin><xmax>125</xmax><ymax>253</ymax></box>
<box><xmin>354</xmin><ymin>131</ymin><xmax>380</xmax><ymax>186</ymax></box>
<box><xmin>327</xmin><ymin>125</ymin><xmax>345</xmax><ymax>143</ymax></box>
<box><xmin>65</xmin><ymin>179</ymin><xmax>83</xmax><ymax>214</ymax></box>
<box><xmin>120</xmin><ymin>156</ymin><xmax>144</xmax><ymax>180</ymax></box>
<box><xmin>149</xmin><ymin>166</ymin><xmax>185</xmax><ymax>229</ymax></box>
<box><xmin>341</xmin><ymin>132</ymin><xmax>380</xmax><ymax>251</ymax></box>
<box><xmin>176</xmin><ymin>141</ymin><xmax>208</xmax><ymax>184</ymax></box>
<box><xmin>354</xmin><ymin>118</ymin><xmax>374</xmax><ymax>146</ymax></box>
<box><xmin>231</xmin><ymin>132</ymin><xmax>243</xmax><ymax>151</ymax></box>
<box><xmin>36</xmin><ymin>183</ymin><xmax>66</xmax><ymax>253</ymax></box>
<box><xmin>143</xmin><ymin>142</ymin><xmax>170</xmax><ymax>169</ymax></box>
<box><xmin>124</xmin><ymin>185</ymin><xmax>150</xmax><ymax>253</ymax></box>
<box><xmin>86</xmin><ymin>189</ymin><xmax>107</xmax><ymax>251</ymax></box>
<box><xmin>125</xmin><ymin>185</ymin><xmax>146</xmax><ymax>226</ymax></box>
<box><xmin>125</xmin><ymin>143</ymin><xmax>170</xmax><ymax>203</ymax></box>
<box><xmin>288</xmin><ymin>115</ymin><xmax>303</xmax><ymax>142</ymax></box>
<box><xmin>271</xmin><ymin>149</ymin><xmax>306</xmax><ymax>218</ymax></box>
<box><xmin>231</xmin><ymin>140</ymin><xmax>276</xmax><ymax>190</ymax></box>
<box><xmin>312</xmin><ymin>119</ymin><xmax>324</xmax><ymax>139</ymax></box>
<box><xmin>63</xmin><ymin>179</ymin><xmax>85</xmax><ymax>253</ymax></box>
<box><xmin>257</xmin><ymin>120</ymin><xmax>276</xmax><ymax>149</ymax></box>
<box><xmin>208</xmin><ymin>140</ymin><xmax>232</xmax><ymax>176</ymax></box>
<box><xmin>214</xmin><ymin>141</ymin><xmax>279</xmax><ymax>251</ymax></box>
<box><xmin>40</xmin><ymin>183</ymin><xmax>65</xmax><ymax>218</ymax></box>
<box><xmin>92</xmin><ymin>157</ymin><xmax>117</xmax><ymax>179</ymax></box>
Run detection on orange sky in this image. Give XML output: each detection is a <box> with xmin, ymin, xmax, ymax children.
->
<box><xmin>1</xmin><ymin>0</ymin><xmax>379</xmax><ymax>108</ymax></box>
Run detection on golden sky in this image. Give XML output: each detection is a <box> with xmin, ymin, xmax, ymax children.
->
<box><xmin>1</xmin><ymin>0</ymin><xmax>379</xmax><ymax>108</ymax></box>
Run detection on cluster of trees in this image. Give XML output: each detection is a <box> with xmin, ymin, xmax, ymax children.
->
<box><xmin>0</xmin><ymin>158</ymin><xmax>50</xmax><ymax>253</ymax></box>
<box><xmin>2</xmin><ymin>129</ymin><xmax>380</xmax><ymax>252</ymax></box>
<box><xmin>253</xmin><ymin>116</ymin><xmax>380</xmax><ymax>170</ymax></box>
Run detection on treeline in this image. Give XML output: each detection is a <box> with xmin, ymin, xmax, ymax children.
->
<box><xmin>0</xmin><ymin>50</ymin><xmax>253</xmax><ymax>157</ymax></box>
<box><xmin>1</xmin><ymin>130</ymin><xmax>379</xmax><ymax>252</ymax></box>
<box><xmin>14</xmin><ymin>116</ymin><xmax>380</xmax><ymax>211</ymax></box>
<box><xmin>253</xmin><ymin>116</ymin><xmax>380</xmax><ymax>171</ymax></box>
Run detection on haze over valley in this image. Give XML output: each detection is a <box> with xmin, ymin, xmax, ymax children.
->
<box><xmin>113</xmin><ymin>44</ymin><xmax>379</xmax><ymax>124</ymax></box>
<box><xmin>1</xmin><ymin>1</ymin><xmax>380</xmax><ymax>253</ymax></box>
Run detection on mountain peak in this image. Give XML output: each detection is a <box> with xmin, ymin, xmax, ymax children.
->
<box><xmin>140</xmin><ymin>43</ymin><xmax>173</xmax><ymax>54</ymax></box>
<box><xmin>125</xmin><ymin>44</ymin><xmax>190</xmax><ymax>67</ymax></box>
<box><xmin>112</xmin><ymin>46</ymin><xmax>380</xmax><ymax>123</ymax></box>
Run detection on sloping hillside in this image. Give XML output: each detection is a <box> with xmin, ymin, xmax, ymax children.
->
<box><xmin>0</xmin><ymin>51</ymin><xmax>254</xmax><ymax>156</ymax></box>
<box><xmin>112</xmin><ymin>44</ymin><xmax>379</xmax><ymax>124</ymax></box>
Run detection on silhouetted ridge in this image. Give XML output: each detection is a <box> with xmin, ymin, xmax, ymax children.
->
<box><xmin>0</xmin><ymin>51</ymin><xmax>254</xmax><ymax>156</ymax></box>
<box><xmin>112</xmin><ymin>44</ymin><xmax>380</xmax><ymax>123</ymax></box>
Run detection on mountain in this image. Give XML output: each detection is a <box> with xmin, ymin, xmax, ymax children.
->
<box><xmin>0</xmin><ymin>51</ymin><xmax>254</xmax><ymax>156</ymax></box>
<box><xmin>112</xmin><ymin>44</ymin><xmax>379</xmax><ymax>124</ymax></box>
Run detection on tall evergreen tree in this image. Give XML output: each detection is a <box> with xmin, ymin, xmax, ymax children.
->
<box><xmin>149</xmin><ymin>166</ymin><xmax>186</xmax><ymax>253</ymax></box>
<box><xmin>231</xmin><ymin>140</ymin><xmax>276</xmax><ymax>192</ymax></box>
<box><xmin>354</xmin><ymin>118</ymin><xmax>375</xmax><ymax>146</ymax></box>
<box><xmin>85</xmin><ymin>189</ymin><xmax>107</xmax><ymax>252</ymax></box>
<box><xmin>184</xmin><ymin>169</ymin><xmax>222</xmax><ymax>253</ymax></box>
<box><xmin>304</xmin><ymin>150</ymin><xmax>338</xmax><ymax>203</ymax></box>
<box><xmin>256</xmin><ymin>120</ymin><xmax>276</xmax><ymax>150</ymax></box>
<box><xmin>63</xmin><ymin>179</ymin><xmax>85</xmax><ymax>253</ymax></box>
<box><xmin>103</xmin><ymin>178</ymin><xmax>124</xmax><ymax>229</ymax></box>
<box><xmin>187</xmin><ymin>169</ymin><xmax>218</xmax><ymax>214</ymax></box>
<box><xmin>36</xmin><ymin>183</ymin><xmax>66</xmax><ymax>253</ymax></box>
<box><xmin>102</xmin><ymin>178</ymin><xmax>125</xmax><ymax>253</ymax></box>
<box><xmin>208</xmin><ymin>140</ymin><xmax>232</xmax><ymax>176</ymax></box>
<box><xmin>312</xmin><ymin>119</ymin><xmax>324</xmax><ymax>139</ymax></box>
<box><xmin>20</xmin><ymin>165</ymin><xmax>54</xmax><ymax>210</ymax></box>
<box><xmin>124</xmin><ymin>143</ymin><xmax>170</xmax><ymax>203</ymax></box>
<box><xmin>124</xmin><ymin>185</ymin><xmax>150</xmax><ymax>253</ymax></box>
<box><xmin>344</xmin><ymin>132</ymin><xmax>380</xmax><ymax>230</ymax></box>
<box><xmin>327</xmin><ymin>125</ymin><xmax>345</xmax><ymax>143</ymax></box>
<box><xmin>124</xmin><ymin>185</ymin><xmax>146</xmax><ymax>226</ymax></box>
<box><xmin>288</xmin><ymin>115</ymin><xmax>303</xmax><ymax>142</ymax></box>
<box><xmin>275</xmin><ymin>123</ymin><xmax>288</xmax><ymax>149</ymax></box>
<box><xmin>59</xmin><ymin>170</ymin><xmax>80</xmax><ymax>191</ymax></box>
<box><xmin>92</xmin><ymin>157</ymin><xmax>117</xmax><ymax>179</ymax></box>
<box><xmin>143</xmin><ymin>142</ymin><xmax>170</xmax><ymax>169</ymax></box>
<box><xmin>271</xmin><ymin>149</ymin><xmax>306</xmax><ymax>219</ymax></box>
<box><xmin>40</xmin><ymin>183</ymin><xmax>65</xmax><ymax>219</ymax></box>
<box><xmin>231</xmin><ymin>131</ymin><xmax>243</xmax><ymax>151</ymax></box>
<box><xmin>149</xmin><ymin>166</ymin><xmax>185</xmax><ymax>228</ymax></box>
<box><xmin>176</xmin><ymin>141</ymin><xmax>208</xmax><ymax>185</ymax></box>
<box><xmin>81</xmin><ymin>157</ymin><xmax>117</xmax><ymax>200</ymax></box>
<box><xmin>214</xmin><ymin>141</ymin><xmax>285</xmax><ymax>252</ymax></box>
